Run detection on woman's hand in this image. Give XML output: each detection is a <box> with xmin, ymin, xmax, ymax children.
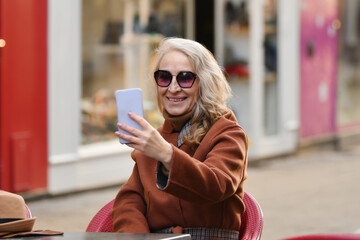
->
<box><xmin>115</xmin><ymin>112</ymin><xmax>173</xmax><ymax>171</ymax></box>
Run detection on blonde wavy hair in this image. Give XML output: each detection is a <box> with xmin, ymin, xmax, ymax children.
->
<box><xmin>153</xmin><ymin>37</ymin><xmax>232</xmax><ymax>147</ymax></box>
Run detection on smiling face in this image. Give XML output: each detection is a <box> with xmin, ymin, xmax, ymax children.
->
<box><xmin>157</xmin><ymin>50</ymin><xmax>199</xmax><ymax>116</ymax></box>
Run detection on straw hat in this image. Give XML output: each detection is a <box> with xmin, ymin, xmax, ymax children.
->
<box><xmin>0</xmin><ymin>190</ymin><xmax>36</xmax><ymax>233</ymax></box>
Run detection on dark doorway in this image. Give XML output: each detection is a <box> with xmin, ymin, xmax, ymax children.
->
<box><xmin>195</xmin><ymin>0</ymin><xmax>214</xmax><ymax>53</ymax></box>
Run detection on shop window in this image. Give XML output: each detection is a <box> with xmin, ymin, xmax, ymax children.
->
<box><xmin>224</xmin><ymin>0</ymin><xmax>252</xmax><ymax>133</ymax></box>
<box><xmin>224</xmin><ymin>0</ymin><xmax>250</xmax><ymax>78</ymax></box>
<box><xmin>225</xmin><ymin>0</ymin><xmax>279</xmax><ymax>137</ymax></box>
<box><xmin>81</xmin><ymin>0</ymin><xmax>187</xmax><ymax>144</ymax></box>
<box><xmin>337</xmin><ymin>0</ymin><xmax>360</xmax><ymax>127</ymax></box>
<box><xmin>263</xmin><ymin>0</ymin><xmax>278</xmax><ymax>136</ymax></box>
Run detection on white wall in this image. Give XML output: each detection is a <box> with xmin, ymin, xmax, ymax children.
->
<box><xmin>48</xmin><ymin>0</ymin><xmax>81</xmax><ymax>163</ymax></box>
<box><xmin>278</xmin><ymin>0</ymin><xmax>300</xmax><ymax>147</ymax></box>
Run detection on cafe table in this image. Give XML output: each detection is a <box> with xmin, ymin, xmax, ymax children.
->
<box><xmin>6</xmin><ymin>232</ymin><xmax>192</xmax><ymax>240</ymax></box>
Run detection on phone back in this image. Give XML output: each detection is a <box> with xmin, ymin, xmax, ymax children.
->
<box><xmin>115</xmin><ymin>88</ymin><xmax>144</xmax><ymax>144</ymax></box>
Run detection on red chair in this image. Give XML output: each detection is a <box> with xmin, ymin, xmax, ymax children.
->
<box><xmin>86</xmin><ymin>192</ymin><xmax>264</xmax><ymax>240</ymax></box>
<box><xmin>86</xmin><ymin>199</ymin><xmax>115</xmax><ymax>232</ymax></box>
<box><xmin>283</xmin><ymin>234</ymin><xmax>360</xmax><ymax>240</ymax></box>
<box><xmin>239</xmin><ymin>192</ymin><xmax>264</xmax><ymax>240</ymax></box>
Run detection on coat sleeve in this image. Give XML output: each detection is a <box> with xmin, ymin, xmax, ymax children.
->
<box><xmin>160</xmin><ymin>125</ymin><xmax>248</xmax><ymax>205</ymax></box>
<box><xmin>111</xmin><ymin>162</ymin><xmax>150</xmax><ymax>233</ymax></box>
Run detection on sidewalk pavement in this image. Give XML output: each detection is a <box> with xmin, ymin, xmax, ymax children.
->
<box><xmin>26</xmin><ymin>143</ymin><xmax>360</xmax><ymax>240</ymax></box>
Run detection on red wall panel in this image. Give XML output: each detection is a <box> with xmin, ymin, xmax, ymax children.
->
<box><xmin>0</xmin><ymin>0</ymin><xmax>48</xmax><ymax>192</ymax></box>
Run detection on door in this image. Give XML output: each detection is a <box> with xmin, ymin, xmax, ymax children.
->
<box><xmin>0</xmin><ymin>0</ymin><xmax>48</xmax><ymax>192</ymax></box>
<box><xmin>300</xmin><ymin>0</ymin><xmax>338</xmax><ymax>138</ymax></box>
<box><xmin>195</xmin><ymin>0</ymin><xmax>215</xmax><ymax>53</ymax></box>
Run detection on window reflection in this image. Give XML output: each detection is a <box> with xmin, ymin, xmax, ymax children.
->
<box><xmin>224</xmin><ymin>0</ymin><xmax>250</xmax><ymax>79</ymax></box>
<box><xmin>224</xmin><ymin>0</ymin><xmax>251</xmax><ymax>135</ymax></box>
<box><xmin>81</xmin><ymin>0</ymin><xmax>186</xmax><ymax>144</ymax></box>
<box><xmin>337</xmin><ymin>0</ymin><xmax>360</xmax><ymax>127</ymax></box>
<box><xmin>225</xmin><ymin>0</ymin><xmax>279</xmax><ymax>137</ymax></box>
<box><xmin>263</xmin><ymin>0</ymin><xmax>278</xmax><ymax>136</ymax></box>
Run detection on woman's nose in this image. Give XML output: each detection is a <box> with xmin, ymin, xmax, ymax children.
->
<box><xmin>168</xmin><ymin>76</ymin><xmax>181</xmax><ymax>92</ymax></box>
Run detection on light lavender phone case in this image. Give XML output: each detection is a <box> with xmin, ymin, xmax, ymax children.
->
<box><xmin>115</xmin><ymin>88</ymin><xmax>144</xmax><ymax>144</ymax></box>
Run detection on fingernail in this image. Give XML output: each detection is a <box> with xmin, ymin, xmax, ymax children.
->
<box><xmin>115</xmin><ymin>131</ymin><xmax>120</xmax><ymax>136</ymax></box>
<box><xmin>117</xmin><ymin>123</ymin><xmax>122</xmax><ymax>127</ymax></box>
<box><xmin>128</xmin><ymin>112</ymin><xmax>132</xmax><ymax>116</ymax></box>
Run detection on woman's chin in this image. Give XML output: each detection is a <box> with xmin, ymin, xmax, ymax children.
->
<box><xmin>165</xmin><ymin>107</ymin><xmax>187</xmax><ymax>116</ymax></box>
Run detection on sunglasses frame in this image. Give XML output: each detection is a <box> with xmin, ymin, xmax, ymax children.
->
<box><xmin>154</xmin><ymin>70</ymin><xmax>197</xmax><ymax>88</ymax></box>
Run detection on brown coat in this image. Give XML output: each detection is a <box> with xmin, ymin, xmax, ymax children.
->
<box><xmin>112</xmin><ymin>110</ymin><xmax>248</xmax><ymax>233</ymax></box>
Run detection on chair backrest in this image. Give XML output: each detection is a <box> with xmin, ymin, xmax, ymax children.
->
<box><xmin>239</xmin><ymin>192</ymin><xmax>264</xmax><ymax>240</ymax></box>
<box><xmin>25</xmin><ymin>204</ymin><xmax>32</xmax><ymax>218</ymax></box>
<box><xmin>86</xmin><ymin>191</ymin><xmax>264</xmax><ymax>239</ymax></box>
<box><xmin>86</xmin><ymin>199</ymin><xmax>114</xmax><ymax>232</ymax></box>
<box><xmin>283</xmin><ymin>234</ymin><xmax>360</xmax><ymax>240</ymax></box>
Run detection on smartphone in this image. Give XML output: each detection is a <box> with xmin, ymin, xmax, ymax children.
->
<box><xmin>115</xmin><ymin>88</ymin><xmax>144</xmax><ymax>144</ymax></box>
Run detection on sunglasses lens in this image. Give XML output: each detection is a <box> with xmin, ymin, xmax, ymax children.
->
<box><xmin>155</xmin><ymin>70</ymin><xmax>196</xmax><ymax>88</ymax></box>
<box><xmin>177</xmin><ymin>72</ymin><xmax>196</xmax><ymax>88</ymax></box>
<box><xmin>155</xmin><ymin>71</ymin><xmax>172</xmax><ymax>87</ymax></box>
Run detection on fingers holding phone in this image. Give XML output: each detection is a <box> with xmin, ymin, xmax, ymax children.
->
<box><xmin>114</xmin><ymin>88</ymin><xmax>173</xmax><ymax>166</ymax></box>
<box><xmin>116</xmin><ymin>113</ymin><xmax>173</xmax><ymax>168</ymax></box>
<box><xmin>115</xmin><ymin>112</ymin><xmax>146</xmax><ymax>144</ymax></box>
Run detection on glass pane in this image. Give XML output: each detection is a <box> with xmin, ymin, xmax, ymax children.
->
<box><xmin>81</xmin><ymin>0</ymin><xmax>187</xmax><ymax>145</ymax></box>
<box><xmin>263</xmin><ymin>0</ymin><xmax>278</xmax><ymax>136</ymax></box>
<box><xmin>224</xmin><ymin>0</ymin><xmax>251</xmax><ymax>135</ymax></box>
<box><xmin>337</xmin><ymin>0</ymin><xmax>360</xmax><ymax>127</ymax></box>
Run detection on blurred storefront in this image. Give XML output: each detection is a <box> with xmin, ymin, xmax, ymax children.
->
<box><xmin>47</xmin><ymin>0</ymin><xmax>300</xmax><ymax>194</ymax></box>
<box><xmin>79</xmin><ymin>0</ymin><xmax>300</xmax><ymax>161</ymax></box>
<box><xmin>1</xmin><ymin>0</ymin><xmax>359</xmax><ymax>194</ymax></box>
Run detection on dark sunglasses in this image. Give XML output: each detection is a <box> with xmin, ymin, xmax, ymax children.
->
<box><xmin>154</xmin><ymin>70</ymin><xmax>197</xmax><ymax>88</ymax></box>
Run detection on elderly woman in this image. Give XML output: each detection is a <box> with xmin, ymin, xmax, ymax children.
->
<box><xmin>112</xmin><ymin>37</ymin><xmax>248</xmax><ymax>240</ymax></box>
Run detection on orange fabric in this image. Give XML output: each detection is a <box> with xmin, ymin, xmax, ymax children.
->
<box><xmin>112</xmin><ymin>110</ymin><xmax>248</xmax><ymax>233</ymax></box>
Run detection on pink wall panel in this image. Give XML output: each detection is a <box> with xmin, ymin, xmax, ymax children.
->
<box><xmin>300</xmin><ymin>0</ymin><xmax>338</xmax><ymax>138</ymax></box>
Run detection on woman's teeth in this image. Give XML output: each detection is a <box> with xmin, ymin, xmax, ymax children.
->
<box><xmin>169</xmin><ymin>98</ymin><xmax>185</xmax><ymax>102</ymax></box>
